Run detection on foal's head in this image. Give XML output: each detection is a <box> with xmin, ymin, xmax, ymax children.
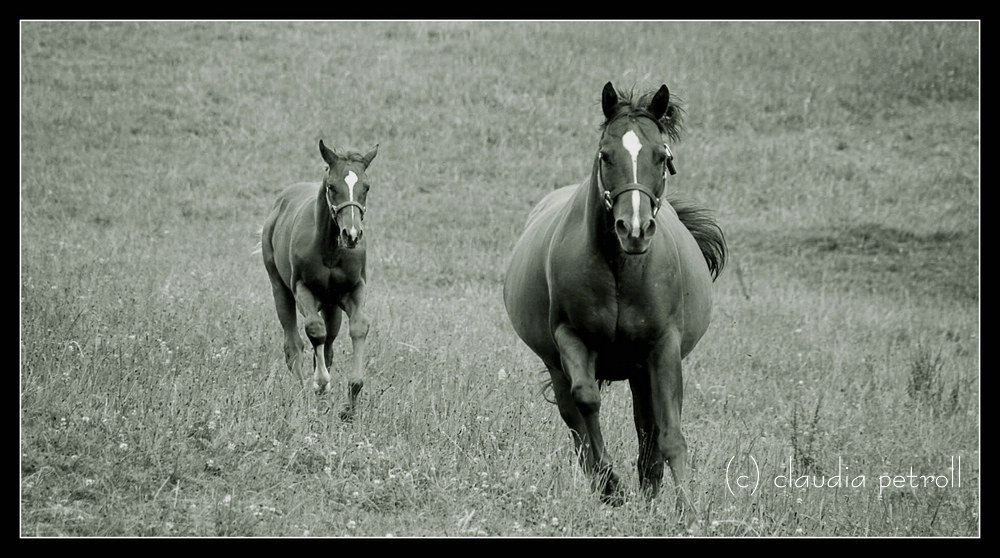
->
<box><xmin>319</xmin><ymin>139</ymin><xmax>379</xmax><ymax>249</ymax></box>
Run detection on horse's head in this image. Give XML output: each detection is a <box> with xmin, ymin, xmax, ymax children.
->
<box><xmin>597</xmin><ymin>82</ymin><xmax>677</xmax><ymax>255</ymax></box>
<box><xmin>319</xmin><ymin>139</ymin><xmax>379</xmax><ymax>249</ymax></box>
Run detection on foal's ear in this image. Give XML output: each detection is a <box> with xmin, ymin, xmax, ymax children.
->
<box><xmin>362</xmin><ymin>144</ymin><xmax>379</xmax><ymax>168</ymax></box>
<box><xmin>649</xmin><ymin>84</ymin><xmax>671</xmax><ymax>121</ymax></box>
<box><xmin>601</xmin><ymin>81</ymin><xmax>619</xmax><ymax>120</ymax></box>
<box><xmin>319</xmin><ymin>139</ymin><xmax>337</xmax><ymax>166</ymax></box>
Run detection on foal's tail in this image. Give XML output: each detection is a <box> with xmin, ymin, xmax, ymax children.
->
<box><xmin>250</xmin><ymin>226</ymin><xmax>263</xmax><ymax>257</ymax></box>
<box><xmin>667</xmin><ymin>195</ymin><xmax>728</xmax><ymax>281</ymax></box>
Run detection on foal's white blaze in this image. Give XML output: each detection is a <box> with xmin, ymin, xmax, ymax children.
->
<box><xmin>622</xmin><ymin>130</ymin><xmax>643</xmax><ymax>233</ymax></box>
<box><xmin>344</xmin><ymin>171</ymin><xmax>359</xmax><ymax>239</ymax></box>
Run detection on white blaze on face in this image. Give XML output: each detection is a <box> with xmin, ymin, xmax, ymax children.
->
<box><xmin>622</xmin><ymin>130</ymin><xmax>643</xmax><ymax>233</ymax></box>
<box><xmin>622</xmin><ymin>129</ymin><xmax>642</xmax><ymax>184</ymax></box>
<box><xmin>344</xmin><ymin>171</ymin><xmax>359</xmax><ymax>238</ymax></box>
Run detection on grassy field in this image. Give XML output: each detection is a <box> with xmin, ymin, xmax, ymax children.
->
<box><xmin>20</xmin><ymin>21</ymin><xmax>979</xmax><ymax>537</ymax></box>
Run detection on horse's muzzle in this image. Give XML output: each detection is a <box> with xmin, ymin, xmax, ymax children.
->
<box><xmin>341</xmin><ymin>227</ymin><xmax>363</xmax><ymax>248</ymax></box>
<box><xmin>615</xmin><ymin>217</ymin><xmax>655</xmax><ymax>255</ymax></box>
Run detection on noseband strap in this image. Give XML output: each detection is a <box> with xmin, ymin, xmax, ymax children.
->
<box><xmin>325</xmin><ymin>185</ymin><xmax>366</xmax><ymax>221</ymax></box>
<box><xmin>330</xmin><ymin>199</ymin><xmax>366</xmax><ymax>219</ymax></box>
<box><xmin>603</xmin><ymin>183</ymin><xmax>662</xmax><ymax>216</ymax></box>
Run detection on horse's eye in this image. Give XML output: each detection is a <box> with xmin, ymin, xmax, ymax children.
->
<box><xmin>599</xmin><ymin>151</ymin><xmax>611</xmax><ymax>164</ymax></box>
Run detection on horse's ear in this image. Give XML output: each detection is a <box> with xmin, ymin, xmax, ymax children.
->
<box><xmin>319</xmin><ymin>139</ymin><xmax>337</xmax><ymax>166</ymax></box>
<box><xmin>649</xmin><ymin>84</ymin><xmax>671</xmax><ymax>120</ymax></box>
<box><xmin>601</xmin><ymin>81</ymin><xmax>619</xmax><ymax>120</ymax></box>
<box><xmin>362</xmin><ymin>144</ymin><xmax>379</xmax><ymax>168</ymax></box>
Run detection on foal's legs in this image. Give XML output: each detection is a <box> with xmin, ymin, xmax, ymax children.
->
<box><xmin>321</xmin><ymin>306</ymin><xmax>344</xmax><ymax>370</ymax></box>
<box><xmin>338</xmin><ymin>282</ymin><xmax>370</xmax><ymax>422</ymax></box>
<box><xmin>293</xmin><ymin>282</ymin><xmax>331</xmax><ymax>395</ymax></box>
<box><xmin>552</xmin><ymin>325</ymin><xmax>622</xmax><ymax>505</ymax></box>
<box><xmin>268</xmin><ymin>277</ymin><xmax>305</xmax><ymax>383</ymax></box>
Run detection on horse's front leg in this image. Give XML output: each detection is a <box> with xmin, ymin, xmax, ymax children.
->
<box><xmin>293</xmin><ymin>282</ymin><xmax>331</xmax><ymax>395</ymax></box>
<box><xmin>553</xmin><ymin>325</ymin><xmax>622</xmax><ymax>505</ymax></box>
<box><xmin>338</xmin><ymin>281</ymin><xmax>370</xmax><ymax>422</ymax></box>
<box><xmin>628</xmin><ymin>370</ymin><xmax>664</xmax><ymax>499</ymax></box>
<box><xmin>649</xmin><ymin>328</ymin><xmax>697</xmax><ymax>525</ymax></box>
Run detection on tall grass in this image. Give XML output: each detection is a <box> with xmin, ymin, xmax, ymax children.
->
<box><xmin>21</xmin><ymin>21</ymin><xmax>978</xmax><ymax>536</ymax></box>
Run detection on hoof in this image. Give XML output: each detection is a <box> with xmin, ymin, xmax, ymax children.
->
<box><xmin>597</xmin><ymin>470</ymin><xmax>624</xmax><ymax>506</ymax></box>
<box><xmin>313</xmin><ymin>381</ymin><xmax>330</xmax><ymax>396</ymax></box>
<box><xmin>339</xmin><ymin>406</ymin><xmax>355</xmax><ymax>423</ymax></box>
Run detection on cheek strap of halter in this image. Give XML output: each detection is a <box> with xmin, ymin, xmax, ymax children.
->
<box><xmin>596</xmin><ymin>153</ymin><xmax>666</xmax><ymax>217</ymax></box>
<box><xmin>325</xmin><ymin>186</ymin><xmax>367</xmax><ymax>220</ymax></box>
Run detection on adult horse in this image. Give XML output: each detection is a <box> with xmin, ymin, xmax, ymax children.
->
<box><xmin>503</xmin><ymin>82</ymin><xmax>726</xmax><ymax>521</ymax></box>
<box><xmin>261</xmin><ymin>139</ymin><xmax>378</xmax><ymax>421</ymax></box>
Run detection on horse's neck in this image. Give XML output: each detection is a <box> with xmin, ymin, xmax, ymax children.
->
<box><xmin>313</xmin><ymin>191</ymin><xmax>341</xmax><ymax>267</ymax></box>
<box><xmin>580</xmin><ymin>159</ymin><xmax>619</xmax><ymax>260</ymax></box>
<box><xmin>580</xmin><ymin>160</ymin><xmax>655</xmax><ymax>288</ymax></box>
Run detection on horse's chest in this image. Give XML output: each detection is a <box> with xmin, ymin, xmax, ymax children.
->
<box><xmin>301</xmin><ymin>267</ymin><xmax>359</xmax><ymax>301</ymax></box>
<box><xmin>567</xmin><ymin>292</ymin><xmax>662</xmax><ymax>346</ymax></box>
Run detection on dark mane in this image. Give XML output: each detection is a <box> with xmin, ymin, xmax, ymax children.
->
<box><xmin>599</xmin><ymin>85</ymin><xmax>686</xmax><ymax>143</ymax></box>
<box><xmin>667</xmin><ymin>195</ymin><xmax>728</xmax><ymax>281</ymax></box>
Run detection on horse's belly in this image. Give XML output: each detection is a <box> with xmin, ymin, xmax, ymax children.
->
<box><xmin>595</xmin><ymin>344</ymin><xmax>648</xmax><ymax>382</ymax></box>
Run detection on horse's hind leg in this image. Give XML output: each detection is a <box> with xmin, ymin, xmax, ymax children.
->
<box><xmin>547</xmin><ymin>367</ymin><xmax>595</xmax><ymax>470</ymax></box>
<box><xmin>339</xmin><ymin>282</ymin><xmax>370</xmax><ymax>422</ymax></box>
<box><xmin>321</xmin><ymin>306</ymin><xmax>343</xmax><ymax>370</ymax></box>
<box><xmin>268</xmin><ymin>277</ymin><xmax>306</xmax><ymax>384</ymax></box>
<box><xmin>628</xmin><ymin>372</ymin><xmax>665</xmax><ymax>499</ymax></box>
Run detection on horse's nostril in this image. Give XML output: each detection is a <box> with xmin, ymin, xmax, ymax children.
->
<box><xmin>615</xmin><ymin>219</ymin><xmax>630</xmax><ymax>237</ymax></box>
<box><xmin>643</xmin><ymin>219</ymin><xmax>656</xmax><ymax>237</ymax></box>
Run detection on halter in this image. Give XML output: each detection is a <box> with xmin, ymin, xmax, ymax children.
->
<box><xmin>596</xmin><ymin>142</ymin><xmax>676</xmax><ymax>217</ymax></box>
<box><xmin>324</xmin><ymin>172</ymin><xmax>367</xmax><ymax>222</ymax></box>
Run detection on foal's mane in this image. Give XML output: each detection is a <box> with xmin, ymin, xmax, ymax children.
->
<box><xmin>599</xmin><ymin>85</ymin><xmax>685</xmax><ymax>143</ymax></box>
<box><xmin>324</xmin><ymin>145</ymin><xmax>371</xmax><ymax>165</ymax></box>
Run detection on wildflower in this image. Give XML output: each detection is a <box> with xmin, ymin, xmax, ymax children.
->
<box><xmin>222</xmin><ymin>494</ymin><xmax>232</xmax><ymax>505</ymax></box>
<box><xmin>347</xmin><ymin>520</ymin><xmax>357</xmax><ymax>529</ymax></box>
<box><xmin>118</xmin><ymin>442</ymin><xmax>129</xmax><ymax>451</ymax></box>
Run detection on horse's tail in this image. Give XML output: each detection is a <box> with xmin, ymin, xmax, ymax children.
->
<box><xmin>667</xmin><ymin>195</ymin><xmax>728</xmax><ymax>281</ymax></box>
<box><xmin>250</xmin><ymin>226</ymin><xmax>263</xmax><ymax>257</ymax></box>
